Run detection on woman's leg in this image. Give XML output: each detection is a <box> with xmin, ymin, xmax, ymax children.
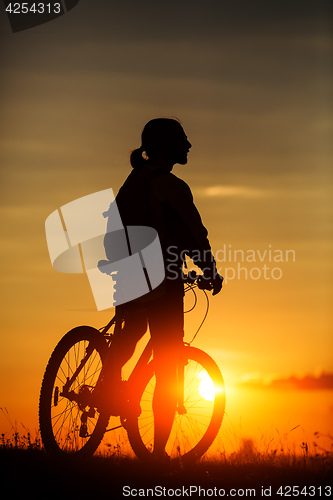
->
<box><xmin>149</xmin><ymin>287</ymin><xmax>184</xmax><ymax>457</ymax></box>
<box><xmin>96</xmin><ymin>302</ymin><xmax>148</xmax><ymax>412</ymax></box>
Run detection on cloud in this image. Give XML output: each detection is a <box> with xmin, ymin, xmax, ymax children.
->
<box><xmin>270</xmin><ymin>373</ymin><xmax>333</xmax><ymax>390</ymax></box>
<box><xmin>239</xmin><ymin>372</ymin><xmax>333</xmax><ymax>390</ymax></box>
<box><xmin>193</xmin><ymin>184</ymin><xmax>332</xmax><ymax>201</ymax></box>
<box><xmin>195</xmin><ymin>185</ymin><xmax>269</xmax><ymax>198</ymax></box>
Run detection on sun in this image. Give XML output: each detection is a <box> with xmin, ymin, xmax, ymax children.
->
<box><xmin>199</xmin><ymin>375</ymin><xmax>215</xmax><ymax>401</ymax></box>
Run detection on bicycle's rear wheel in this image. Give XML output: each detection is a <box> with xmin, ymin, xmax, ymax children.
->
<box><xmin>126</xmin><ymin>346</ymin><xmax>225</xmax><ymax>463</ymax></box>
<box><xmin>39</xmin><ymin>326</ymin><xmax>109</xmax><ymax>457</ymax></box>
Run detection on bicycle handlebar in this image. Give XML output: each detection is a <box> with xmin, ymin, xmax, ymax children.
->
<box><xmin>183</xmin><ymin>270</ymin><xmax>215</xmax><ymax>291</ymax></box>
<box><xmin>98</xmin><ymin>260</ymin><xmax>220</xmax><ymax>293</ymax></box>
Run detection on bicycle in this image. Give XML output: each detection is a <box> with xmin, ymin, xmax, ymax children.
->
<box><xmin>39</xmin><ymin>273</ymin><xmax>226</xmax><ymax>464</ymax></box>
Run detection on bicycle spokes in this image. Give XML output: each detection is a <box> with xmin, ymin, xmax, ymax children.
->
<box><xmin>127</xmin><ymin>346</ymin><xmax>225</xmax><ymax>462</ymax></box>
<box><xmin>52</xmin><ymin>342</ymin><xmax>102</xmax><ymax>447</ymax></box>
<box><xmin>39</xmin><ymin>327</ymin><xmax>109</xmax><ymax>456</ymax></box>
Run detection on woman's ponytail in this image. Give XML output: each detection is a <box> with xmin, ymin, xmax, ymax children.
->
<box><xmin>130</xmin><ymin>146</ymin><xmax>147</xmax><ymax>169</ymax></box>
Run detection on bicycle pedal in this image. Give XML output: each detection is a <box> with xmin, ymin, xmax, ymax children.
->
<box><xmin>87</xmin><ymin>407</ymin><xmax>95</xmax><ymax>418</ymax></box>
<box><xmin>177</xmin><ymin>403</ymin><xmax>187</xmax><ymax>415</ymax></box>
<box><xmin>79</xmin><ymin>422</ymin><xmax>88</xmax><ymax>438</ymax></box>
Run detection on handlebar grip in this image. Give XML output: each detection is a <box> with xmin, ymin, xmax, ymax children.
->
<box><xmin>183</xmin><ymin>270</ymin><xmax>198</xmax><ymax>284</ymax></box>
<box><xmin>197</xmin><ymin>276</ymin><xmax>213</xmax><ymax>291</ymax></box>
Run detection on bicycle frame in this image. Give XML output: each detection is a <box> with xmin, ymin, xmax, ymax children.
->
<box><xmin>103</xmin><ymin>312</ymin><xmax>190</xmax><ymax>415</ymax></box>
<box><xmin>60</xmin><ymin>311</ymin><xmax>188</xmax><ymax>419</ymax></box>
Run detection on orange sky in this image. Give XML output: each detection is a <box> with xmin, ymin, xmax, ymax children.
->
<box><xmin>0</xmin><ymin>1</ymin><xmax>332</xmax><ymax>444</ymax></box>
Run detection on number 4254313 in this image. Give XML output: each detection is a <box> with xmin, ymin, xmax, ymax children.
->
<box><xmin>276</xmin><ymin>485</ymin><xmax>332</xmax><ymax>497</ymax></box>
<box><xmin>5</xmin><ymin>3</ymin><xmax>62</xmax><ymax>14</ymax></box>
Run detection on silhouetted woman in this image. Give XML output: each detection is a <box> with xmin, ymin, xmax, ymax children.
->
<box><xmin>107</xmin><ymin>118</ymin><xmax>223</xmax><ymax>460</ymax></box>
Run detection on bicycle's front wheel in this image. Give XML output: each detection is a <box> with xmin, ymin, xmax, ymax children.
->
<box><xmin>126</xmin><ymin>346</ymin><xmax>225</xmax><ymax>463</ymax></box>
<box><xmin>39</xmin><ymin>326</ymin><xmax>109</xmax><ymax>457</ymax></box>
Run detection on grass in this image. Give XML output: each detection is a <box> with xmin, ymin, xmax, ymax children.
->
<box><xmin>1</xmin><ymin>408</ymin><xmax>332</xmax><ymax>496</ymax></box>
<box><xmin>1</xmin><ymin>426</ymin><xmax>332</xmax><ymax>497</ymax></box>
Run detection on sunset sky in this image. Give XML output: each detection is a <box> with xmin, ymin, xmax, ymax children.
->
<box><xmin>0</xmin><ymin>1</ymin><xmax>332</xmax><ymax>447</ymax></box>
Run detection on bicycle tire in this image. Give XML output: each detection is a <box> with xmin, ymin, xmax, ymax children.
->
<box><xmin>39</xmin><ymin>326</ymin><xmax>109</xmax><ymax>457</ymax></box>
<box><xmin>126</xmin><ymin>346</ymin><xmax>225</xmax><ymax>463</ymax></box>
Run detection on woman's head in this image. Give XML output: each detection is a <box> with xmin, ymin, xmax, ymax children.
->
<box><xmin>130</xmin><ymin>118</ymin><xmax>191</xmax><ymax>170</ymax></box>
